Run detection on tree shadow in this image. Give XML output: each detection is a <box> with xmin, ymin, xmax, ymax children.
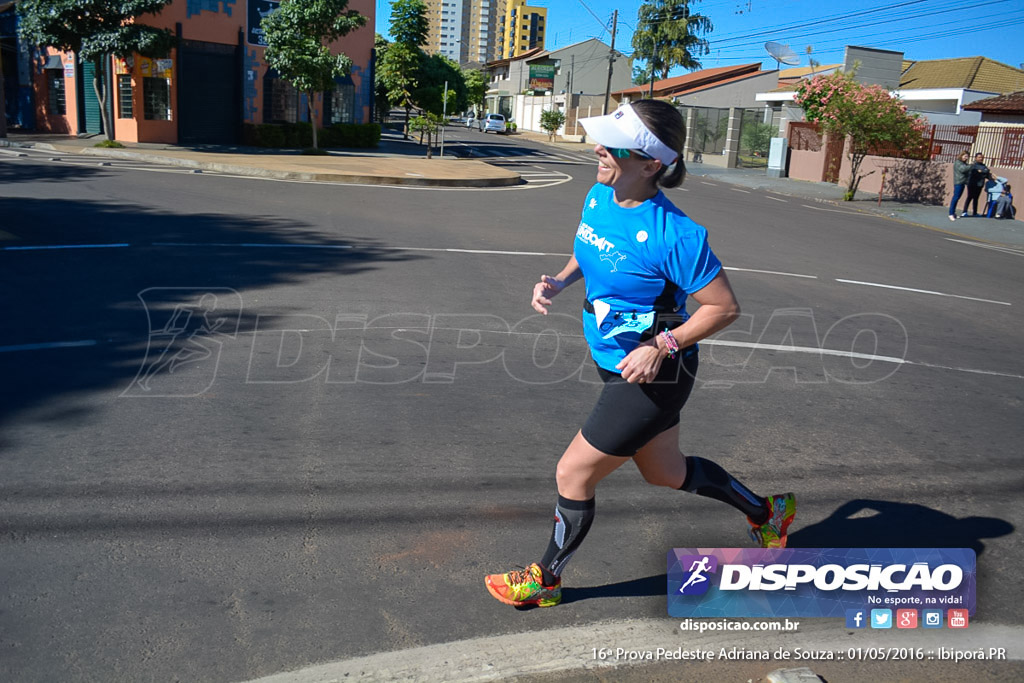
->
<box><xmin>885</xmin><ymin>158</ymin><xmax>949</xmax><ymax>205</ymax></box>
<box><xmin>0</xmin><ymin>196</ymin><xmax>422</xmax><ymax>428</ymax></box>
<box><xmin>559</xmin><ymin>498</ymin><xmax>1013</xmax><ymax>604</ymax></box>
<box><xmin>0</xmin><ymin>156</ymin><xmax>114</xmax><ymax>185</ymax></box>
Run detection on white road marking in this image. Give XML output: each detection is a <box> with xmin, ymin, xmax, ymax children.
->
<box><xmin>703</xmin><ymin>338</ymin><xmax>907</xmax><ymax>364</ymax></box>
<box><xmin>766</xmin><ymin>196</ymin><xmax>788</xmax><ymax>202</ymax></box>
<box><xmin>732</xmin><ymin>188</ymin><xmax>751</xmax><ymax>193</ymax></box>
<box><xmin>700</xmin><ymin>181</ymin><xmax>717</xmax><ymax>186</ymax></box>
<box><xmin>0</xmin><ymin>340</ymin><xmax>97</xmax><ymax>353</ymax></box>
<box><xmin>802</xmin><ymin>204</ymin><xmax>862</xmax><ymax>215</ymax></box>
<box><xmin>836</xmin><ymin>278</ymin><xmax>1011</xmax><ymax>306</ymax></box>
<box><xmin>1</xmin><ymin>243</ymin><xmax>131</xmax><ymax>251</ymax></box>
<box><xmin>946</xmin><ymin>238</ymin><xmax>1024</xmax><ymax>256</ymax></box>
<box><xmin>724</xmin><ymin>266</ymin><xmax>817</xmax><ymax>279</ymax></box>
<box><xmin>151</xmin><ymin>242</ymin><xmax>564</xmax><ymax>257</ymax></box>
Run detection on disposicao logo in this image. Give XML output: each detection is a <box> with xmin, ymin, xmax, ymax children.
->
<box><xmin>676</xmin><ymin>555</ymin><xmax>718</xmax><ymax>596</ymax></box>
<box><xmin>667</xmin><ymin>548</ymin><xmax>976</xmax><ymax>618</ymax></box>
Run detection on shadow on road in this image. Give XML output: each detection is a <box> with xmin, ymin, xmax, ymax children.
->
<box><xmin>0</xmin><ymin>195</ymin><xmax>423</xmax><ymax>431</ymax></box>
<box><xmin>559</xmin><ymin>498</ymin><xmax>1013</xmax><ymax>604</ymax></box>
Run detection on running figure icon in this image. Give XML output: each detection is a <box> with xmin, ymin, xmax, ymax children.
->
<box><xmin>679</xmin><ymin>556</ymin><xmax>712</xmax><ymax>594</ymax></box>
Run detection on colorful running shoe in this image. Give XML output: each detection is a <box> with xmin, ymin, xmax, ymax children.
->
<box><xmin>485</xmin><ymin>563</ymin><xmax>562</xmax><ymax>607</ymax></box>
<box><xmin>748</xmin><ymin>493</ymin><xmax>796</xmax><ymax>548</ymax></box>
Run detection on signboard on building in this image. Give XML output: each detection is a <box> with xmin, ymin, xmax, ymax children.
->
<box><xmin>247</xmin><ymin>0</ymin><xmax>280</xmax><ymax>46</ymax></box>
<box><xmin>528</xmin><ymin>65</ymin><xmax>555</xmax><ymax>93</ymax></box>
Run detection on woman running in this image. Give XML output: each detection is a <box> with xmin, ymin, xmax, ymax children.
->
<box><xmin>484</xmin><ymin>100</ymin><xmax>795</xmax><ymax>608</ymax></box>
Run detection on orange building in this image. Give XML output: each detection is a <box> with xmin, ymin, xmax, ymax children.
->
<box><xmin>30</xmin><ymin>0</ymin><xmax>375</xmax><ymax>144</ymax></box>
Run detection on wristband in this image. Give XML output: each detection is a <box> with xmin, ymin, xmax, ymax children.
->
<box><xmin>659</xmin><ymin>330</ymin><xmax>679</xmax><ymax>359</ymax></box>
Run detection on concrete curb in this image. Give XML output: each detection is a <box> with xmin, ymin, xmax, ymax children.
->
<box><xmin>27</xmin><ymin>142</ymin><xmax>522</xmax><ymax>188</ymax></box>
<box><xmin>237</xmin><ymin>617</ymin><xmax>1024</xmax><ymax>683</ymax></box>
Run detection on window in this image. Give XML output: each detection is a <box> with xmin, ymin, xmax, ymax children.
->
<box><xmin>326</xmin><ymin>83</ymin><xmax>355</xmax><ymax>125</ymax></box>
<box><xmin>47</xmin><ymin>69</ymin><xmax>66</xmax><ymax>115</ymax></box>
<box><xmin>118</xmin><ymin>75</ymin><xmax>133</xmax><ymax>119</ymax></box>
<box><xmin>143</xmin><ymin>77</ymin><xmax>171</xmax><ymax>120</ymax></box>
<box><xmin>264</xmin><ymin>73</ymin><xmax>298</xmax><ymax>123</ymax></box>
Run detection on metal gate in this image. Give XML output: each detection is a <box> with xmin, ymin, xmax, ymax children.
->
<box><xmin>178</xmin><ymin>39</ymin><xmax>239</xmax><ymax>144</ymax></box>
<box><xmin>823</xmin><ymin>134</ymin><xmax>844</xmax><ymax>183</ymax></box>
<box><xmin>79</xmin><ymin>60</ymin><xmax>105</xmax><ymax>135</ymax></box>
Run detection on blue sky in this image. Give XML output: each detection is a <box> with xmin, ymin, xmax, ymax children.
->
<box><xmin>374</xmin><ymin>0</ymin><xmax>1024</xmax><ymax>75</ymax></box>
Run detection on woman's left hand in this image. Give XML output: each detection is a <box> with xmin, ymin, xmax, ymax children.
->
<box><xmin>615</xmin><ymin>341</ymin><xmax>665</xmax><ymax>384</ymax></box>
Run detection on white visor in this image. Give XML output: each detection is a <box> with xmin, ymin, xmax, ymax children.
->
<box><xmin>579</xmin><ymin>104</ymin><xmax>679</xmax><ymax>166</ymax></box>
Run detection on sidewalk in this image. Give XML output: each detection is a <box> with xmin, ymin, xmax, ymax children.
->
<box><xmin>5</xmin><ymin>128</ymin><xmax>1022</xmax><ymax>246</ymax></box>
<box><xmin>0</xmin><ymin>129</ymin><xmax>520</xmax><ymax>188</ymax></box>
<box><xmin>520</xmin><ymin>129</ymin><xmax>1024</xmax><ymax>248</ymax></box>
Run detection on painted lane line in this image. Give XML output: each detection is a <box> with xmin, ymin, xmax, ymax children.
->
<box><xmin>724</xmin><ymin>266</ymin><xmax>817</xmax><ymax>279</ymax></box>
<box><xmin>946</xmin><ymin>238</ymin><xmax>1024</xmax><ymax>256</ymax></box>
<box><xmin>151</xmin><ymin>242</ymin><xmax>567</xmax><ymax>257</ymax></box>
<box><xmin>0</xmin><ymin>340</ymin><xmax>97</xmax><ymax>353</ymax></box>
<box><xmin>732</xmin><ymin>188</ymin><xmax>751</xmax><ymax>193</ymax></box>
<box><xmin>700</xmin><ymin>181</ymin><xmax>717</xmax><ymax>186</ymax></box>
<box><xmin>766</xmin><ymin>196</ymin><xmax>788</xmax><ymax>202</ymax></box>
<box><xmin>836</xmin><ymin>278</ymin><xmax>1011</xmax><ymax>306</ymax></box>
<box><xmin>2</xmin><ymin>243</ymin><xmax>131</xmax><ymax>251</ymax></box>
<box><xmin>802</xmin><ymin>204</ymin><xmax>862</xmax><ymax>215</ymax></box>
<box><xmin>702</xmin><ymin>338</ymin><xmax>906</xmax><ymax>364</ymax></box>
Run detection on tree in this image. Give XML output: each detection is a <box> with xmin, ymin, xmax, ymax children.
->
<box><xmin>379</xmin><ymin>0</ymin><xmax>429</xmax><ymax>139</ymax></box>
<box><xmin>540</xmin><ymin>109</ymin><xmax>566</xmax><ymax>141</ymax></box>
<box><xmin>632</xmin><ymin>64</ymin><xmax>652</xmax><ymax>86</ymax></box>
<box><xmin>741</xmin><ymin>121</ymin><xmax>774</xmax><ymax>158</ymax></box>
<box><xmin>377</xmin><ymin>41</ymin><xmax>421</xmax><ymax>138</ymax></box>
<box><xmin>388</xmin><ymin>0</ymin><xmax>429</xmax><ymax>47</ymax></box>
<box><xmin>17</xmin><ymin>0</ymin><xmax>176</xmax><ymax>141</ymax></box>
<box><xmin>408</xmin><ymin>112</ymin><xmax>444</xmax><ymax>157</ymax></box>
<box><xmin>262</xmin><ymin>0</ymin><xmax>367</xmax><ymax>150</ymax></box>
<box><xmin>413</xmin><ymin>53</ymin><xmax>466</xmax><ymax>116</ymax></box>
<box><xmin>795</xmin><ymin>70</ymin><xmax>928</xmax><ymax>200</ymax></box>
<box><xmin>463</xmin><ymin>69</ymin><xmax>488</xmax><ymax>114</ymax></box>
<box><xmin>632</xmin><ymin>0</ymin><xmax>712</xmax><ymax>90</ymax></box>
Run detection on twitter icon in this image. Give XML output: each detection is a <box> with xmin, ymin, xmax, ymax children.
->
<box><xmin>871</xmin><ymin>609</ymin><xmax>893</xmax><ymax>629</ymax></box>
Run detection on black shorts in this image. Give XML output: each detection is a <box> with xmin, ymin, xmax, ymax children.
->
<box><xmin>581</xmin><ymin>348</ymin><xmax>699</xmax><ymax>457</ymax></box>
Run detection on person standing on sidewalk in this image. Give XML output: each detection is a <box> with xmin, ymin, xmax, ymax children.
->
<box><xmin>962</xmin><ymin>153</ymin><xmax>993</xmax><ymax>217</ymax></box>
<box><xmin>949</xmin><ymin>152</ymin><xmax>970</xmax><ymax>221</ymax></box>
<box><xmin>483</xmin><ymin>101</ymin><xmax>795</xmax><ymax>609</ymax></box>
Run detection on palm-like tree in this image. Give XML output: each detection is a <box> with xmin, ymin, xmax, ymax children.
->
<box><xmin>632</xmin><ymin>0</ymin><xmax>713</xmax><ymax>92</ymax></box>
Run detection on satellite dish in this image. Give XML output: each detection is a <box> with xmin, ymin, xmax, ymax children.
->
<box><xmin>765</xmin><ymin>41</ymin><xmax>800</xmax><ymax>69</ymax></box>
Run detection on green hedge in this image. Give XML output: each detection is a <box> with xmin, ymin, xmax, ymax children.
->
<box><xmin>242</xmin><ymin>122</ymin><xmax>381</xmax><ymax>149</ymax></box>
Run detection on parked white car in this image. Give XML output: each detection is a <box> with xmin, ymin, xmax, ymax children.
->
<box><xmin>480</xmin><ymin>113</ymin><xmax>505</xmax><ymax>133</ymax></box>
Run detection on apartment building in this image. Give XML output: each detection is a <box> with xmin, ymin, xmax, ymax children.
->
<box><xmin>423</xmin><ymin>0</ymin><xmax>502</xmax><ymax>67</ymax></box>
<box><xmin>497</xmin><ymin>0</ymin><xmax>547</xmax><ymax>60</ymax></box>
<box><xmin>423</xmin><ymin>0</ymin><xmax>546</xmax><ymax>65</ymax></box>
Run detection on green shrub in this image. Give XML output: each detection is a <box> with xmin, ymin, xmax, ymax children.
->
<box><xmin>94</xmin><ymin>140</ymin><xmax>125</xmax><ymax>148</ymax></box>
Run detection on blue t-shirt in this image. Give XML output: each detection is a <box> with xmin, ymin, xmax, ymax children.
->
<box><xmin>573</xmin><ymin>183</ymin><xmax>722</xmax><ymax>371</ymax></box>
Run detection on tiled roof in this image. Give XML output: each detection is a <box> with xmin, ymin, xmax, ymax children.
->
<box><xmin>778</xmin><ymin>64</ymin><xmax>842</xmax><ymax>79</ymax></box>
<box><xmin>615</xmin><ymin>63</ymin><xmax>762</xmax><ymax>96</ymax></box>
<box><xmin>899</xmin><ymin>57</ymin><xmax>1024</xmax><ymax>92</ymax></box>
<box><xmin>963</xmin><ymin>90</ymin><xmax>1024</xmax><ymax>114</ymax></box>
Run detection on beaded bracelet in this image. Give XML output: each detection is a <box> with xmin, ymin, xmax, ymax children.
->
<box><xmin>659</xmin><ymin>330</ymin><xmax>680</xmax><ymax>359</ymax></box>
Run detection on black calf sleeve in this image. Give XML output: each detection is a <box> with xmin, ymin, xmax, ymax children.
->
<box><xmin>540</xmin><ymin>495</ymin><xmax>596</xmax><ymax>581</ymax></box>
<box><xmin>680</xmin><ymin>456</ymin><xmax>768</xmax><ymax>522</ymax></box>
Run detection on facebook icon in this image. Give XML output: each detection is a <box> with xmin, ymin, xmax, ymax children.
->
<box><xmin>846</xmin><ymin>609</ymin><xmax>867</xmax><ymax>629</ymax></box>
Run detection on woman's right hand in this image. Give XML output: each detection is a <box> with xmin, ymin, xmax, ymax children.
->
<box><xmin>531</xmin><ymin>275</ymin><xmax>565</xmax><ymax>315</ymax></box>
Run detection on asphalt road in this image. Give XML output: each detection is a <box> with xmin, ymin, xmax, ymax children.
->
<box><xmin>1</xmin><ymin>132</ymin><xmax>1022</xmax><ymax>683</ymax></box>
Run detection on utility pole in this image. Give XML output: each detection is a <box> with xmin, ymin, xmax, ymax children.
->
<box><xmin>440</xmin><ymin>80</ymin><xmax>448</xmax><ymax>157</ymax></box>
<box><xmin>603</xmin><ymin>9</ymin><xmax>618</xmax><ymax>115</ymax></box>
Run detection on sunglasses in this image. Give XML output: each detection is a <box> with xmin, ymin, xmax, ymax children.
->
<box><xmin>606</xmin><ymin>147</ymin><xmax>653</xmax><ymax>160</ymax></box>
